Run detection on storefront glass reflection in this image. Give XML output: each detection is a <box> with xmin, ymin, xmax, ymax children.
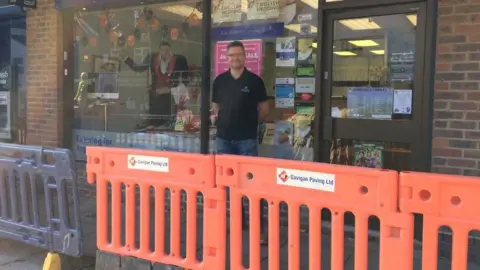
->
<box><xmin>331</xmin><ymin>14</ymin><xmax>416</xmax><ymax>121</ymax></box>
<box><xmin>210</xmin><ymin>0</ymin><xmax>318</xmax><ymax>160</ymax></box>
<box><xmin>73</xmin><ymin>3</ymin><xmax>203</xmax><ymax>161</ymax></box>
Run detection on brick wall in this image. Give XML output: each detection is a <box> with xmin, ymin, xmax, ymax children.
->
<box><xmin>25</xmin><ymin>0</ymin><xmax>63</xmax><ymax>147</ymax></box>
<box><xmin>433</xmin><ymin>0</ymin><xmax>480</xmax><ymax>176</ymax></box>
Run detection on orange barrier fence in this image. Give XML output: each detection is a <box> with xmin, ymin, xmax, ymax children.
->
<box><xmin>85</xmin><ymin>147</ymin><xmax>480</xmax><ymax>270</ymax></box>
<box><xmin>399</xmin><ymin>172</ymin><xmax>480</xmax><ymax>270</ymax></box>
<box><xmin>216</xmin><ymin>155</ymin><xmax>413</xmax><ymax>270</ymax></box>
<box><xmin>86</xmin><ymin>147</ymin><xmax>226</xmax><ymax>269</ymax></box>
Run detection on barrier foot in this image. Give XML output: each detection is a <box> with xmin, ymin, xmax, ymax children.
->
<box><xmin>42</xmin><ymin>252</ymin><xmax>61</xmax><ymax>270</ymax></box>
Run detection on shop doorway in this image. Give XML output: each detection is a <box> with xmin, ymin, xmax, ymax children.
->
<box><xmin>319</xmin><ymin>3</ymin><xmax>431</xmax><ymax>172</ymax></box>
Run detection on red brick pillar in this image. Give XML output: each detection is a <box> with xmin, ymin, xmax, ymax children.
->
<box><xmin>26</xmin><ymin>0</ymin><xmax>64</xmax><ymax>147</ymax></box>
<box><xmin>433</xmin><ymin>0</ymin><xmax>480</xmax><ymax>176</ymax></box>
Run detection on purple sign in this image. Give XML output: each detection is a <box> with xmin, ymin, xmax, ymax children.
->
<box><xmin>212</xmin><ymin>22</ymin><xmax>284</xmax><ymax>41</ymax></box>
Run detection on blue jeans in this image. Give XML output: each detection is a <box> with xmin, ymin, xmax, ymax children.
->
<box><xmin>215</xmin><ymin>137</ymin><xmax>258</xmax><ymax>156</ymax></box>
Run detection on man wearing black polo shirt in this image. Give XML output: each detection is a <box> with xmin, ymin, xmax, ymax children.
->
<box><xmin>212</xmin><ymin>41</ymin><xmax>269</xmax><ymax>155</ymax></box>
<box><xmin>212</xmin><ymin>41</ymin><xmax>269</xmax><ymax>243</ymax></box>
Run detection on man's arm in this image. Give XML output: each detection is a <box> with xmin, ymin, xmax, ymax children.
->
<box><xmin>256</xmin><ymin>78</ymin><xmax>269</xmax><ymax>121</ymax></box>
<box><xmin>211</xmin><ymin>78</ymin><xmax>219</xmax><ymax>115</ymax></box>
<box><xmin>258</xmin><ymin>101</ymin><xmax>269</xmax><ymax>121</ymax></box>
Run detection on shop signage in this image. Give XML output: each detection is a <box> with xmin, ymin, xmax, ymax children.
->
<box><xmin>8</xmin><ymin>0</ymin><xmax>36</xmax><ymax>8</ymax></box>
<box><xmin>212</xmin><ymin>22</ymin><xmax>284</xmax><ymax>41</ymax></box>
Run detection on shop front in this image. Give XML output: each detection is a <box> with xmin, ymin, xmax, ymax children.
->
<box><xmin>57</xmin><ymin>0</ymin><xmax>437</xmax><ymax>172</ymax></box>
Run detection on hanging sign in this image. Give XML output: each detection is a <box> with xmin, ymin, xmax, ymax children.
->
<box><xmin>9</xmin><ymin>0</ymin><xmax>36</xmax><ymax>8</ymax></box>
<box><xmin>248</xmin><ymin>0</ymin><xmax>280</xmax><ymax>20</ymax></box>
<box><xmin>212</xmin><ymin>0</ymin><xmax>242</xmax><ymax>23</ymax></box>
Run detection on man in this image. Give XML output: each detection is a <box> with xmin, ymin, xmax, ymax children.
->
<box><xmin>212</xmin><ymin>41</ymin><xmax>269</xmax><ymax>155</ymax></box>
<box><xmin>211</xmin><ymin>40</ymin><xmax>269</xmax><ymax>243</ymax></box>
<box><xmin>125</xmin><ymin>42</ymin><xmax>189</xmax><ymax>127</ymax></box>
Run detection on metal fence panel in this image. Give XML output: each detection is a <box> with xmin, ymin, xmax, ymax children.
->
<box><xmin>0</xmin><ymin>143</ymin><xmax>83</xmax><ymax>257</ymax></box>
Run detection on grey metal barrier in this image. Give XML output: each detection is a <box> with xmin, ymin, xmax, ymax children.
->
<box><xmin>0</xmin><ymin>143</ymin><xmax>83</xmax><ymax>257</ymax></box>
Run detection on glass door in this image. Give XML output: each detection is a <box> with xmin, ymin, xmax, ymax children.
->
<box><xmin>320</xmin><ymin>3</ymin><xmax>430</xmax><ymax>171</ymax></box>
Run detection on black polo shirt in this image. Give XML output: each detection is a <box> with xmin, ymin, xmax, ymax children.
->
<box><xmin>212</xmin><ymin>69</ymin><xmax>268</xmax><ymax>140</ymax></box>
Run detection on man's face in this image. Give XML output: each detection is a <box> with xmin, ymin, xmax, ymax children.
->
<box><xmin>159</xmin><ymin>45</ymin><xmax>171</xmax><ymax>60</ymax></box>
<box><xmin>227</xmin><ymin>46</ymin><xmax>245</xmax><ymax>69</ymax></box>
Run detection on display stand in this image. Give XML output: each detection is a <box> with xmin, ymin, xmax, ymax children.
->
<box><xmin>91</xmin><ymin>100</ymin><xmax>116</xmax><ymax>132</ymax></box>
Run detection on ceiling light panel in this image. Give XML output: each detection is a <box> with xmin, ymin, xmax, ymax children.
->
<box><xmin>301</xmin><ymin>0</ymin><xmax>318</xmax><ymax>9</ymax></box>
<box><xmin>406</xmin><ymin>14</ymin><xmax>417</xmax><ymax>26</ymax></box>
<box><xmin>338</xmin><ymin>18</ymin><xmax>381</xmax><ymax>30</ymax></box>
<box><xmin>370</xmin><ymin>50</ymin><xmax>385</xmax><ymax>55</ymax></box>
<box><xmin>333</xmin><ymin>51</ymin><xmax>357</xmax><ymax>56</ymax></box>
<box><xmin>348</xmin><ymin>40</ymin><xmax>379</xmax><ymax>47</ymax></box>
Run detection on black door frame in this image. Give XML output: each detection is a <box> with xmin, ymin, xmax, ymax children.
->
<box><xmin>313</xmin><ymin>0</ymin><xmax>437</xmax><ymax>172</ymax></box>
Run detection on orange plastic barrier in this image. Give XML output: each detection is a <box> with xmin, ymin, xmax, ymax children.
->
<box><xmin>399</xmin><ymin>171</ymin><xmax>480</xmax><ymax>270</ymax></box>
<box><xmin>216</xmin><ymin>155</ymin><xmax>413</xmax><ymax>270</ymax></box>
<box><xmin>86</xmin><ymin>147</ymin><xmax>225</xmax><ymax>270</ymax></box>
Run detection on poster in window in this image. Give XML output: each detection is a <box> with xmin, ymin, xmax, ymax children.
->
<box><xmin>353</xmin><ymin>142</ymin><xmax>384</xmax><ymax>169</ymax></box>
<box><xmin>393</xmin><ymin>89</ymin><xmax>412</xmax><ymax>114</ymax></box>
<box><xmin>214</xmin><ymin>39</ymin><xmax>262</xmax><ymax>77</ymax></box>
<box><xmin>275</xmin><ymin>37</ymin><xmax>296</xmax><ymax>67</ymax></box>
<box><xmin>247</xmin><ymin>0</ymin><xmax>280</xmax><ymax>20</ymax></box>
<box><xmin>275</xmin><ymin>78</ymin><xmax>294</xmax><ymax>108</ymax></box>
<box><xmin>212</xmin><ymin>0</ymin><xmax>242</xmax><ymax>23</ymax></box>
<box><xmin>346</xmin><ymin>87</ymin><xmax>393</xmax><ymax>119</ymax></box>
<box><xmin>297</xmin><ymin>38</ymin><xmax>313</xmax><ymax>63</ymax></box>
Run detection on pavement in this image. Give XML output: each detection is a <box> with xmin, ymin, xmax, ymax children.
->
<box><xmin>0</xmin><ymin>190</ymin><xmax>97</xmax><ymax>270</ymax></box>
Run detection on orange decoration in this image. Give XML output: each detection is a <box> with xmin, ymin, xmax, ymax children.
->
<box><xmin>138</xmin><ymin>18</ymin><xmax>145</xmax><ymax>29</ymax></box>
<box><xmin>152</xmin><ymin>18</ymin><xmax>160</xmax><ymax>32</ymax></box>
<box><xmin>187</xmin><ymin>14</ymin><xmax>200</xmax><ymax>26</ymax></box>
<box><xmin>109</xmin><ymin>31</ymin><xmax>118</xmax><ymax>42</ymax></box>
<box><xmin>170</xmin><ymin>28</ymin><xmax>179</xmax><ymax>40</ymax></box>
<box><xmin>127</xmin><ymin>35</ymin><xmax>136</xmax><ymax>48</ymax></box>
<box><xmin>89</xmin><ymin>36</ymin><xmax>97</xmax><ymax>47</ymax></box>
<box><xmin>99</xmin><ymin>13</ymin><xmax>107</xmax><ymax>28</ymax></box>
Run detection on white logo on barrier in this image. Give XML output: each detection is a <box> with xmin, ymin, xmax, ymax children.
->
<box><xmin>276</xmin><ymin>168</ymin><xmax>335</xmax><ymax>192</ymax></box>
<box><xmin>127</xmin><ymin>155</ymin><xmax>169</xmax><ymax>172</ymax></box>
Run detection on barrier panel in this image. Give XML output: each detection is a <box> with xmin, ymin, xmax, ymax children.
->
<box><xmin>399</xmin><ymin>171</ymin><xmax>480</xmax><ymax>270</ymax></box>
<box><xmin>216</xmin><ymin>154</ymin><xmax>414</xmax><ymax>270</ymax></box>
<box><xmin>0</xmin><ymin>143</ymin><xmax>83</xmax><ymax>257</ymax></box>
<box><xmin>87</xmin><ymin>147</ymin><xmax>225</xmax><ymax>270</ymax></box>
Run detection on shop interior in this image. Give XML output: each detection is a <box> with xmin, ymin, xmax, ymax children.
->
<box><xmin>71</xmin><ymin>0</ymin><xmax>417</xmax><ymax>170</ymax></box>
<box><xmin>72</xmin><ymin>0</ymin><xmax>319</xmax><ymax>161</ymax></box>
<box><xmin>328</xmin><ymin>13</ymin><xmax>416</xmax><ymax>170</ymax></box>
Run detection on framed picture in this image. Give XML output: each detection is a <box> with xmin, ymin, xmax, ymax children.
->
<box><xmin>88</xmin><ymin>55</ymin><xmax>121</xmax><ymax>99</ymax></box>
<box><xmin>92</xmin><ymin>55</ymin><xmax>121</xmax><ymax>73</ymax></box>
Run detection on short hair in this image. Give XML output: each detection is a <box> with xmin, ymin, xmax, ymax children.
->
<box><xmin>159</xmin><ymin>41</ymin><xmax>171</xmax><ymax>47</ymax></box>
<box><xmin>227</xmin><ymin>41</ymin><xmax>245</xmax><ymax>52</ymax></box>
